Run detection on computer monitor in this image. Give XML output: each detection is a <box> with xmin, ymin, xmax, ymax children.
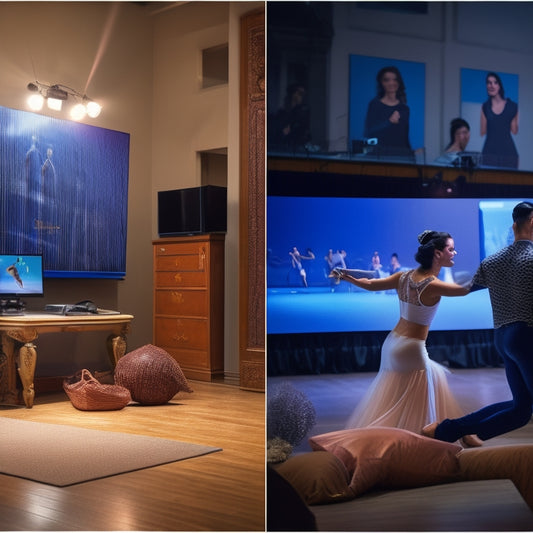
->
<box><xmin>0</xmin><ymin>254</ymin><xmax>44</xmax><ymax>298</ymax></box>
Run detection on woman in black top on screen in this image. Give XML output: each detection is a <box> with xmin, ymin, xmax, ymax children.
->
<box><xmin>364</xmin><ymin>66</ymin><xmax>413</xmax><ymax>158</ymax></box>
<box><xmin>481</xmin><ymin>71</ymin><xmax>518</xmax><ymax>169</ymax></box>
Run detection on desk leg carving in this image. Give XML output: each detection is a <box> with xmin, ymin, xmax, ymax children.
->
<box><xmin>1</xmin><ymin>333</ymin><xmax>19</xmax><ymax>405</ymax></box>
<box><xmin>107</xmin><ymin>334</ymin><xmax>127</xmax><ymax>367</ymax></box>
<box><xmin>18</xmin><ymin>343</ymin><xmax>37</xmax><ymax>408</ymax></box>
<box><xmin>6</xmin><ymin>328</ymin><xmax>38</xmax><ymax>408</ymax></box>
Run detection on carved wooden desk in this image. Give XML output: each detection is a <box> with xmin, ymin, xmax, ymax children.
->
<box><xmin>0</xmin><ymin>312</ymin><xmax>134</xmax><ymax>408</ymax></box>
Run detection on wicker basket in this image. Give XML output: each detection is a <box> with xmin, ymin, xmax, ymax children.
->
<box><xmin>63</xmin><ymin>369</ymin><xmax>132</xmax><ymax>411</ymax></box>
<box><xmin>114</xmin><ymin>344</ymin><xmax>193</xmax><ymax>405</ymax></box>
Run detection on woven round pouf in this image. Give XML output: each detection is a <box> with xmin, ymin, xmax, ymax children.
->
<box><xmin>114</xmin><ymin>344</ymin><xmax>193</xmax><ymax>405</ymax></box>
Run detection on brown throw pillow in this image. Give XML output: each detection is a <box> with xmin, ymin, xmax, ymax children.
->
<box><xmin>309</xmin><ymin>427</ymin><xmax>462</xmax><ymax>497</ymax></box>
<box><xmin>274</xmin><ymin>451</ymin><xmax>354</xmax><ymax>505</ymax></box>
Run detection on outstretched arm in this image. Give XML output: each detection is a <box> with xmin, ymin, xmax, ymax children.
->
<box><xmin>334</xmin><ymin>269</ymin><xmax>402</xmax><ymax>292</ymax></box>
<box><xmin>424</xmin><ymin>278</ymin><xmax>471</xmax><ymax>298</ymax></box>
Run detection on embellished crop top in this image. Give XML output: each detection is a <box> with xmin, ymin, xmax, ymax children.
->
<box><xmin>397</xmin><ymin>270</ymin><xmax>439</xmax><ymax>326</ymax></box>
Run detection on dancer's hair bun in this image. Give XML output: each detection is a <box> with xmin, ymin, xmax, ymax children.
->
<box><xmin>418</xmin><ymin>230</ymin><xmax>435</xmax><ymax>245</ymax></box>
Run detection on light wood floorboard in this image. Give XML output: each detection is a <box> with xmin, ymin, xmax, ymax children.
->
<box><xmin>0</xmin><ymin>381</ymin><xmax>265</xmax><ymax>531</ymax></box>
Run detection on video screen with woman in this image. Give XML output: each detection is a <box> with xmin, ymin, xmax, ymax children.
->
<box><xmin>349</xmin><ymin>55</ymin><xmax>425</xmax><ymax>161</ymax></box>
<box><xmin>461</xmin><ymin>68</ymin><xmax>519</xmax><ymax>170</ymax></box>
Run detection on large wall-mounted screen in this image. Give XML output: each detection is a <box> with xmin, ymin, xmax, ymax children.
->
<box><xmin>267</xmin><ymin>196</ymin><xmax>525</xmax><ymax>335</ymax></box>
<box><xmin>0</xmin><ymin>105</ymin><xmax>130</xmax><ymax>279</ymax></box>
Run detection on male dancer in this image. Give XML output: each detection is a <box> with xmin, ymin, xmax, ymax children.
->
<box><xmin>423</xmin><ymin>201</ymin><xmax>533</xmax><ymax>443</ymax></box>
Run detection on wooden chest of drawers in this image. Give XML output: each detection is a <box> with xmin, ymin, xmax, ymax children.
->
<box><xmin>153</xmin><ymin>234</ymin><xmax>224</xmax><ymax>381</ymax></box>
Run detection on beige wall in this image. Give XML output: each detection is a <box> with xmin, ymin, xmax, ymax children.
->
<box><xmin>0</xmin><ymin>1</ymin><xmax>262</xmax><ymax>381</ymax></box>
<box><xmin>151</xmin><ymin>1</ymin><xmax>262</xmax><ymax>382</ymax></box>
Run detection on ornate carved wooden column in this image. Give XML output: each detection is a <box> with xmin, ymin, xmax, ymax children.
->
<box><xmin>239</xmin><ymin>8</ymin><xmax>265</xmax><ymax>391</ymax></box>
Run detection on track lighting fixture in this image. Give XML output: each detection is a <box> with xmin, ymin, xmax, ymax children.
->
<box><xmin>27</xmin><ymin>81</ymin><xmax>102</xmax><ymax>120</ymax></box>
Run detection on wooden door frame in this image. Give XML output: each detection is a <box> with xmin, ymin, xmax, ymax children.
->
<box><xmin>239</xmin><ymin>8</ymin><xmax>265</xmax><ymax>391</ymax></box>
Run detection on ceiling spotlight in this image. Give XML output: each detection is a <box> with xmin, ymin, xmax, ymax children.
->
<box><xmin>46</xmin><ymin>85</ymin><xmax>68</xmax><ymax>101</ymax></box>
<box><xmin>27</xmin><ymin>93</ymin><xmax>44</xmax><ymax>111</ymax></box>
<box><xmin>70</xmin><ymin>103</ymin><xmax>87</xmax><ymax>120</ymax></box>
<box><xmin>47</xmin><ymin>98</ymin><xmax>63</xmax><ymax>111</ymax></box>
<box><xmin>86</xmin><ymin>100</ymin><xmax>102</xmax><ymax>118</ymax></box>
<box><xmin>26</xmin><ymin>80</ymin><xmax>102</xmax><ymax>120</ymax></box>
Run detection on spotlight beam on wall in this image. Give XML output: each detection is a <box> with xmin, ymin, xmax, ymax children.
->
<box><xmin>26</xmin><ymin>81</ymin><xmax>102</xmax><ymax>119</ymax></box>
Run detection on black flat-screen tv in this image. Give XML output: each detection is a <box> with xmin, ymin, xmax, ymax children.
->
<box><xmin>0</xmin><ymin>254</ymin><xmax>44</xmax><ymax>298</ymax></box>
<box><xmin>158</xmin><ymin>185</ymin><xmax>227</xmax><ymax>236</ymax></box>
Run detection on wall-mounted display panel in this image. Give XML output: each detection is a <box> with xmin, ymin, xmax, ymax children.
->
<box><xmin>0</xmin><ymin>105</ymin><xmax>130</xmax><ymax>279</ymax></box>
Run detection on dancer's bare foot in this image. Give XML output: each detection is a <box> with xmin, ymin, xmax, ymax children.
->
<box><xmin>422</xmin><ymin>422</ymin><xmax>438</xmax><ymax>439</ymax></box>
<box><xmin>461</xmin><ymin>434</ymin><xmax>483</xmax><ymax>448</ymax></box>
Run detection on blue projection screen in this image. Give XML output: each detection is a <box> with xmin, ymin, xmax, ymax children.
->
<box><xmin>267</xmin><ymin>197</ymin><xmax>522</xmax><ymax>334</ymax></box>
<box><xmin>0</xmin><ymin>105</ymin><xmax>130</xmax><ymax>278</ymax></box>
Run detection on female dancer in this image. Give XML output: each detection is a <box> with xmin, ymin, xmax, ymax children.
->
<box><xmin>289</xmin><ymin>246</ymin><xmax>315</xmax><ymax>288</ymax></box>
<box><xmin>330</xmin><ymin>230</ymin><xmax>482</xmax><ymax>447</ymax></box>
<box><xmin>481</xmin><ymin>71</ymin><xmax>519</xmax><ymax>169</ymax></box>
<box><xmin>364</xmin><ymin>66</ymin><xmax>412</xmax><ymax>158</ymax></box>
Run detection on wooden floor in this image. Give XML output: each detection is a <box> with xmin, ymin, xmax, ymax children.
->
<box><xmin>268</xmin><ymin>367</ymin><xmax>533</xmax><ymax>453</ymax></box>
<box><xmin>0</xmin><ymin>381</ymin><xmax>265</xmax><ymax>531</ymax></box>
<box><xmin>3</xmin><ymin>367</ymin><xmax>531</xmax><ymax>531</ymax></box>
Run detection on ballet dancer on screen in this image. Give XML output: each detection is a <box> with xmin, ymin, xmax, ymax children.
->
<box><xmin>330</xmin><ymin>230</ymin><xmax>482</xmax><ymax>447</ymax></box>
<box><xmin>289</xmin><ymin>246</ymin><xmax>315</xmax><ymax>288</ymax></box>
<box><xmin>325</xmin><ymin>249</ymin><xmax>347</xmax><ymax>290</ymax></box>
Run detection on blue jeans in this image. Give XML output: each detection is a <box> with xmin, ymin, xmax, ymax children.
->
<box><xmin>436</xmin><ymin>322</ymin><xmax>533</xmax><ymax>442</ymax></box>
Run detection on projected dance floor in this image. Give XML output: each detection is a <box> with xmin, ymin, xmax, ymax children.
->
<box><xmin>267</xmin><ymin>287</ymin><xmax>493</xmax><ymax>334</ymax></box>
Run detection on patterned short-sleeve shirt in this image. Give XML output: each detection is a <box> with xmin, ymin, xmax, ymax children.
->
<box><xmin>472</xmin><ymin>240</ymin><xmax>533</xmax><ymax>328</ymax></box>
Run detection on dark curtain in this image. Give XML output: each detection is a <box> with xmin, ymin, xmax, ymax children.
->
<box><xmin>267</xmin><ymin>329</ymin><xmax>501</xmax><ymax>376</ymax></box>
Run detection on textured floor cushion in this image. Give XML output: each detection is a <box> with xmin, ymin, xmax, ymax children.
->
<box><xmin>458</xmin><ymin>444</ymin><xmax>533</xmax><ymax>510</ymax></box>
<box><xmin>273</xmin><ymin>451</ymin><xmax>355</xmax><ymax>505</ymax></box>
<box><xmin>309</xmin><ymin>427</ymin><xmax>462</xmax><ymax>497</ymax></box>
<box><xmin>115</xmin><ymin>344</ymin><xmax>193</xmax><ymax>405</ymax></box>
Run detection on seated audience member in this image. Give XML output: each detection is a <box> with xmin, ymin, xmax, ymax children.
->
<box><xmin>434</xmin><ymin>118</ymin><xmax>471</xmax><ymax>166</ymax></box>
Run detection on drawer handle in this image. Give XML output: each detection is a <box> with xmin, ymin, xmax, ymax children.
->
<box><xmin>171</xmin><ymin>291</ymin><xmax>184</xmax><ymax>303</ymax></box>
<box><xmin>199</xmin><ymin>248</ymin><xmax>205</xmax><ymax>269</ymax></box>
<box><xmin>174</xmin><ymin>273</ymin><xmax>182</xmax><ymax>283</ymax></box>
<box><xmin>159</xmin><ymin>247</ymin><xmax>166</xmax><ymax>252</ymax></box>
<box><xmin>171</xmin><ymin>332</ymin><xmax>188</xmax><ymax>342</ymax></box>
<box><xmin>171</xmin><ymin>319</ymin><xmax>188</xmax><ymax>343</ymax></box>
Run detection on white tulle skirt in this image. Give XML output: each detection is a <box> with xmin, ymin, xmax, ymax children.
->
<box><xmin>345</xmin><ymin>330</ymin><xmax>464</xmax><ymax>433</ymax></box>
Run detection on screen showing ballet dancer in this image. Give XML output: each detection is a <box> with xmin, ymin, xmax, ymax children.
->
<box><xmin>267</xmin><ymin>196</ymin><xmax>530</xmax><ymax>335</ymax></box>
<box><xmin>0</xmin><ymin>254</ymin><xmax>44</xmax><ymax>297</ymax></box>
<box><xmin>0</xmin><ymin>105</ymin><xmax>130</xmax><ymax>279</ymax></box>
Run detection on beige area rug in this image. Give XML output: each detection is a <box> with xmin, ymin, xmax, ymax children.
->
<box><xmin>0</xmin><ymin>418</ymin><xmax>221</xmax><ymax>486</ymax></box>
